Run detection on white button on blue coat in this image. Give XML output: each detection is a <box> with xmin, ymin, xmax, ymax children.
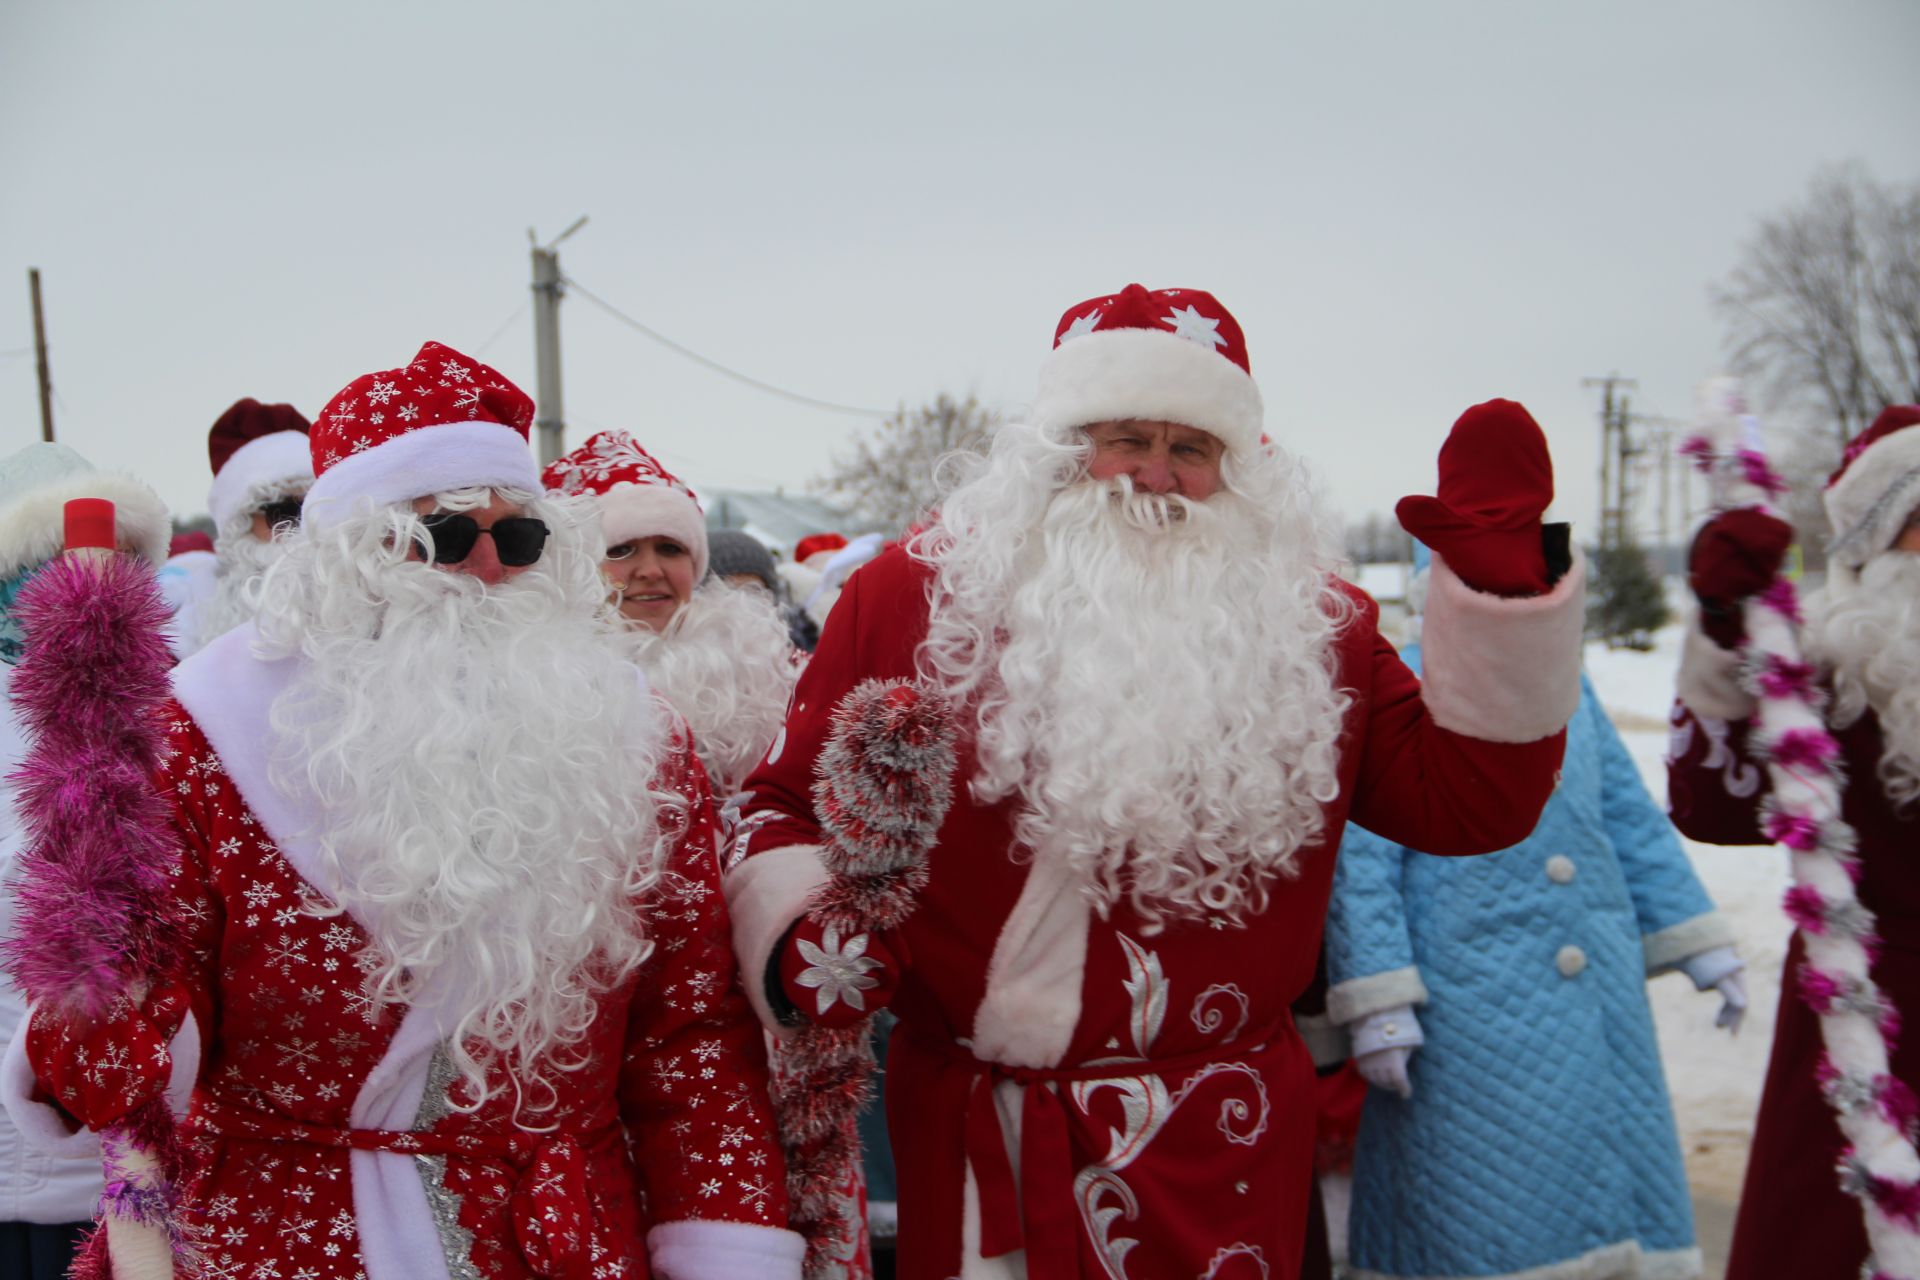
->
<box><xmin>1556</xmin><ymin>944</ymin><xmax>1587</xmax><ymax>977</ymax></box>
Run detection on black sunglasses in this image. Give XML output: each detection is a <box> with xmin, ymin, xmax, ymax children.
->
<box><xmin>416</xmin><ymin>513</ymin><xmax>550</xmax><ymax>567</ymax></box>
<box><xmin>258</xmin><ymin>498</ymin><xmax>303</xmax><ymax>531</ymax></box>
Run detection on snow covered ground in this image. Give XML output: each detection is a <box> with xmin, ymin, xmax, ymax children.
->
<box><xmin>1584</xmin><ymin>620</ymin><xmax>1790</xmax><ymax>1275</ymax></box>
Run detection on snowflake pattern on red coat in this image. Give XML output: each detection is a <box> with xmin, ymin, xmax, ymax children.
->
<box><xmin>35</xmin><ymin>703</ymin><xmax>787</xmax><ymax>1279</ymax></box>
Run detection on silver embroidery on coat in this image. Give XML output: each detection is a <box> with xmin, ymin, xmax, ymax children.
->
<box><xmin>1070</xmin><ymin>934</ymin><xmax>1273</xmax><ymax>1279</ymax></box>
<box><xmin>414</xmin><ymin>1045</ymin><xmax>483</xmax><ymax>1280</ymax></box>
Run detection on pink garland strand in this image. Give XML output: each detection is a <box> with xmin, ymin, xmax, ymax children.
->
<box><xmin>1687</xmin><ymin>393</ymin><xmax>1920</xmax><ymax>1277</ymax></box>
<box><xmin>772</xmin><ymin>680</ymin><xmax>955</xmax><ymax>1279</ymax></box>
<box><xmin>0</xmin><ymin>553</ymin><xmax>197</xmax><ymax>1270</ymax></box>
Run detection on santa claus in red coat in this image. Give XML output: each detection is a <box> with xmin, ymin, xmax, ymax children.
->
<box><xmin>4</xmin><ymin>343</ymin><xmax>804</xmax><ymax>1280</ymax></box>
<box><xmin>1669</xmin><ymin>405</ymin><xmax>1920</xmax><ymax>1280</ymax></box>
<box><xmin>725</xmin><ymin>285</ymin><xmax>1590</xmax><ymax>1280</ymax></box>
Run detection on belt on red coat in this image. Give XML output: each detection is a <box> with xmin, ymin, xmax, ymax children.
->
<box><xmin>190</xmin><ymin>1094</ymin><xmax>615</xmax><ymax>1280</ymax></box>
<box><xmin>902</xmin><ymin>1022</ymin><xmax>1279</xmax><ymax>1278</ymax></box>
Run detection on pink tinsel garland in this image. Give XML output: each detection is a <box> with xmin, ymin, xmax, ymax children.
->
<box><xmin>1685</xmin><ymin>380</ymin><xmax>1920</xmax><ymax>1278</ymax></box>
<box><xmin>773</xmin><ymin>680</ymin><xmax>955</xmax><ymax>1279</ymax></box>
<box><xmin>1</xmin><ymin>552</ymin><xmax>195</xmax><ymax>1272</ymax></box>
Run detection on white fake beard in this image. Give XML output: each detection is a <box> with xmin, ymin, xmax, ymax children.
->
<box><xmin>194</xmin><ymin>529</ymin><xmax>283</xmax><ymax>649</ymax></box>
<box><xmin>255</xmin><ymin>492</ymin><xmax>667</xmax><ymax>1108</ymax></box>
<box><xmin>1808</xmin><ymin>552</ymin><xmax>1920</xmax><ymax>810</ymax></box>
<box><xmin>628</xmin><ymin>581</ymin><xmax>799</xmax><ymax>797</ymax></box>
<box><xmin>920</xmin><ymin>471</ymin><xmax>1354</xmax><ymax>929</ymax></box>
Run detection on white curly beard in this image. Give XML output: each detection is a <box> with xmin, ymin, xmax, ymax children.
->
<box><xmin>193</xmin><ymin>530</ymin><xmax>283</xmax><ymax>650</ymax></box>
<box><xmin>1808</xmin><ymin>552</ymin><xmax>1920</xmax><ymax>810</ymax></box>
<box><xmin>916</xmin><ymin>428</ymin><xmax>1355</xmax><ymax>929</ymax></box>
<box><xmin>252</xmin><ymin>489</ymin><xmax>668</xmax><ymax>1107</ymax></box>
<box><xmin>627</xmin><ymin>580</ymin><xmax>799</xmax><ymax>797</ymax></box>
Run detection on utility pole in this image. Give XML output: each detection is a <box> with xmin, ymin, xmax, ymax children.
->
<box><xmin>529</xmin><ymin>216</ymin><xmax>588</xmax><ymax>466</ymax></box>
<box><xmin>28</xmin><ymin>269</ymin><xmax>53</xmax><ymax>442</ymax></box>
<box><xmin>1583</xmin><ymin>373</ymin><xmax>1638</xmax><ymax>551</ymax></box>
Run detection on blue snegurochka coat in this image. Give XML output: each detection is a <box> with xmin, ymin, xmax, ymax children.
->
<box><xmin>1325</xmin><ymin>647</ymin><xmax>1729</xmax><ymax>1280</ymax></box>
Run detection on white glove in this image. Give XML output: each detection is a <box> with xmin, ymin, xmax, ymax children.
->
<box><xmin>1348</xmin><ymin>1005</ymin><xmax>1424</xmax><ymax>1099</ymax></box>
<box><xmin>1356</xmin><ymin>1045</ymin><xmax>1415</xmax><ymax>1099</ymax></box>
<box><xmin>1711</xmin><ymin>969</ymin><xmax>1749</xmax><ymax>1035</ymax></box>
<box><xmin>1679</xmin><ymin>945</ymin><xmax>1747</xmax><ymax>1035</ymax></box>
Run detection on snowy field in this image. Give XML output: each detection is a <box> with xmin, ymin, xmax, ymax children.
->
<box><xmin>1584</xmin><ymin>621</ymin><xmax>1791</xmax><ymax>1276</ymax></box>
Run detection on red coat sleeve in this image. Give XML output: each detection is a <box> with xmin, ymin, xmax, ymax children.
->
<box><xmin>620</xmin><ymin>734</ymin><xmax>791</xmax><ymax>1230</ymax></box>
<box><xmin>740</xmin><ymin>549</ymin><xmax>924</xmax><ymax>860</ymax></box>
<box><xmin>1345</xmin><ymin>617</ymin><xmax>1568</xmax><ymax>856</ymax></box>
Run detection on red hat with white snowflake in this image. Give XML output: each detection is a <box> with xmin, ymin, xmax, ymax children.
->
<box><xmin>303</xmin><ymin>341</ymin><xmax>540</xmax><ymax>531</ymax></box>
<box><xmin>1825</xmin><ymin>404</ymin><xmax>1920</xmax><ymax>569</ymax></box>
<box><xmin>1030</xmin><ymin>283</ymin><xmax>1263</xmax><ymax>457</ymax></box>
<box><xmin>542</xmin><ymin>430</ymin><xmax>709</xmax><ymax>582</ymax></box>
<box><xmin>206</xmin><ymin>399</ymin><xmax>313</xmax><ymax>533</ymax></box>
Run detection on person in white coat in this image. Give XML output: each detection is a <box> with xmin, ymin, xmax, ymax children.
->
<box><xmin>0</xmin><ymin>443</ymin><xmax>170</xmax><ymax>1279</ymax></box>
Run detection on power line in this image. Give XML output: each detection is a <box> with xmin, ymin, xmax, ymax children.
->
<box><xmin>563</xmin><ymin>276</ymin><xmax>890</xmax><ymax>419</ymax></box>
<box><xmin>474</xmin><ymin>302</ymin><xmax>529</xmax><ymax>358</ymax></box>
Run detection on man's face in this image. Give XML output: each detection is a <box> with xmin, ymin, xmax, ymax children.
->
<box><xmin>1895</xmin><ymin>504</ymin><xmax>1920</xmax><ymax>554</ymax></box>
<box><xmin>407</xmin><ymin>492</ymin><xmax>538</xmax><ymax>586</ymax></box>
<box><xmin>1083</xmin><ymin>419</ymin><xmax>1226</xmax><ymax>501</ymax></box>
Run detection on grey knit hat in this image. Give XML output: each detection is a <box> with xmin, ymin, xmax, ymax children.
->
<box><xmin>706</xmin><ymin>529</ymin><xmax>780</xmax><ymax>594</ymax></box>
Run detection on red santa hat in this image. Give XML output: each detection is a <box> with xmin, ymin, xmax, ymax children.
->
<box><xmin>1825</xmin><ymin>405</ymin><xmax>1920</xmax><ymax>569</ymax></box>
<box><xmin>1030</xmin><ymin>283</ymin><xmax>1263</xmax><ymax>458</ymax></box>
<box><xmin>794</xmin><ymin>531</ymin><xmax>847</xmax><ymax>566</ymax></box>
<box><xmin>541</xmin><ymin>431</ymin><xmax>709</xmax><ymax>582</ymax></box>
<box><xmin>302</xmin><ymin>341</ymin><xmax>540</xmax><ymax>531</ymax></box>
<box><xmin>206</xmin><ymin>398</ymin><xmax>313</xmax><ymax>532</ymax></box>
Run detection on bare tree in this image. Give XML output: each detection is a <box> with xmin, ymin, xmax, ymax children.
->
<box><xmin>1343</xmin><ymin>511</ymin><xmax>1412</xmax><ymax>565</ymax></box>
<box><xmin>1714</xmin><ymin>163</ymin><xmax>1920</xmax><ymax>451</ymax></box>
<box><xmin>817</xmin><ymin>393</ymin><xmax>998</xmax><ymax>534</ymax></box>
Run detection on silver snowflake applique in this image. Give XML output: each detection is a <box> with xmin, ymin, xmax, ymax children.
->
<box><xmin>791</xmin><ymin>923</ymin><xmax>883</xmax><ymax>1015</ymax></box>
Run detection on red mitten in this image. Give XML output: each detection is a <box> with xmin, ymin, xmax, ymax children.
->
<box><xmin>1688</xmin><ymin>508</ymin><xmax>1794</xmax><ymax>648</ymax></box>
<box><xmin>779</xmin><ymin>917</ymin><xmax>903</xmax><ymax>1029</ymax></box>
<box><xmin>1396</xmin><ymin>399</ymin><xmax>1554</xmax><ymax>597</ymax></box>
<box><xmin>26</xmin><ymin>983</ymin><xmax>189</xmax><ymax>1130</ymax></box>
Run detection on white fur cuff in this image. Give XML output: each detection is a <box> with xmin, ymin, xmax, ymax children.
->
<box><xmin>1296</xmin><ymin>1012</ymin><xmax>1352</xmax><ymax>1068</ymax></box>
<box><xmin>1676</xmin><ymin>612</ymin><xmax>1758</xmax><ymax>721</ymax></box>
<box><xmin>647</xmin><ymin>1219</ymin><xmax>806</xmax><ymax>1280</ymax></box>
<box><xmin>722</xmin><ymin>844</ymin><xmax>828</xmax><ymax>1034</ymax></box>
<box><xmin>1418</xmin><ymin>549</ymin><xmax>1586</xmax><ymax>743</ymax></box>
<box><xmin>1327</xmin><ymin>965</ymin><xmax>1430</xmax><ymax>1025</ymax></box>
<box><xmin>1643</xmin><ymin>912</ymin><xmax>1737</xmax><ymax>976</ymax></box>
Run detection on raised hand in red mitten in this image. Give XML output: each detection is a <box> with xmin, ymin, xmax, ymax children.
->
<box><xmin>26</xmin><ymin>982</ymin><xmax>189</xmax><ymax>1130</ymax></box>
<box><xmin>1688</xmin><ymin>508</ymin><xmax>1794</xmax><ymax>648</ymax></box>
<box><xmin>1397</xmin><ymin>399</ymin><xmax>1555</xmax><ymax>597</ymax></box>
<box><xmin>778</xmin><ymin>917</ymin><xmax>903</xmax><ymax>1029</ymax></box>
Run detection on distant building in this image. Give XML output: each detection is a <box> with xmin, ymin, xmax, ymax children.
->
<box><xmin>703</xmin><ymin>490</ymin><xmax>873</xmax><ymax>558</ymax></box>
<box><xmin>1345</xmin><ymin>559</ymin><xmax>1415</xmax><ymax>647</ymax></box>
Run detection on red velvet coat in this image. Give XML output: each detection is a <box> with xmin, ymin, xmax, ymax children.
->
<box><xmin>731</xmin><ymin>548</ymin><xmax>1578</xmax><ymax>1280</ymax></box>
<box><xmin>1669</xmin><ymin>697</ymin><xmax>1920</xmax><ymax>1280</ymax></box>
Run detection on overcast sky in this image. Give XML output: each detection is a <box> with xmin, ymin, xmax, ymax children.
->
<box><xmin>4</xmin><ymin>0</ymin><xmax>1916</xmax><ymax>544</ymax></box>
